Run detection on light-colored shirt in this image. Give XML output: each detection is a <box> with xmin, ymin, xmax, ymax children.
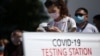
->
<box><xmin>48</xmin><ymin>16</ymin><xmax>76</xmax><ymax>32</ymax></box>
<box><xmin>77</xmin><ymin>23</ymin><xmax>99</xmax><ymax>33</ymax></box>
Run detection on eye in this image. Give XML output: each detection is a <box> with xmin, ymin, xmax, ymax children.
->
<box><xmin>75</xmin><ymin>13</ymin><xmax>85</xmax><ymax>16</ymax></box>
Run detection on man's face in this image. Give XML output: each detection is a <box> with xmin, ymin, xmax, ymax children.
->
<box><xmin>15</xmin><ymin>32</ymin><xmax>22</xmax><ymax>38</ymax></box>
<box><xmin>76</xmin><ymin>10</ymin><xmax>88</xmax><ymax>21</ymax></box>
<box><xmin>11</xmin><ymin>31</ymin><xmax>22</xmax><ymax>45</ymax></box>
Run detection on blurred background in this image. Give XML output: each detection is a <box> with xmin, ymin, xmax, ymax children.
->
<box><xmin>0</xmin><ymin>0</ymin><xmax>49</xmax><ymax>39</ymax></box>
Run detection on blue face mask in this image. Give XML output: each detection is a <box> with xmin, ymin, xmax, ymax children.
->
<box><xmin>0</xmin><ymin>46</ymin><xmax>4</xmax><ymax>52</ymax></box>
<box><xmin>75</xmin><ymin>16</ymin><xmax>84</xmax><ymax>23</ymax></box>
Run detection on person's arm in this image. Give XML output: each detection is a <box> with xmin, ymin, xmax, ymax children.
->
<box><xmin>71</xmin><ymin>27</ymin><xmax>76</xmax><ymax>32</ymax></box>
<box><xmin>49</xmin><ymin>27</ymin><xmax>62</xmax><ymax>32</ymax></box>
<box><xmin>36</xmin><ymin>22</ymin><xmax>48</xmax><ymax>32</ymax></box>
<box><xmin>69</xmin><ymin>18</ymin><xmax>77</xmax><ymax>32</ymax></box>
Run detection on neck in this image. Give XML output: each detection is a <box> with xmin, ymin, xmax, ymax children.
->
<box><xmin>78</xmin><ymin>21</ymin><xmax>87</xmax><ymax>28</ymax></box>
<box><xmin>54</xmin><ymin>16</ymin><xmax>62</xmax><ymax>22</ymax></box>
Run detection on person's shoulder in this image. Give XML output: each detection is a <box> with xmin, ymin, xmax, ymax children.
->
<box><xmin>87</xmin><ymin>23</ymin><xmax>97</xmax><ymax>28</ymax></box>
<box><xmin>63</xmin><ymin>16</ymin><xmax>74</xmax><ymax>21</ymax></box>
<box><xmin>64</xmin><ymin>16</ymin><xmax>75</xmax><ymax>22</ymax></box>
<box><xmin>87</xmin><ymin>23</ymin><xmax>95</xmax><ymax>27</ymax></box>
<box><xmin>64</xmin><ymin>16</ymin><xmax>74</xmax><ymax>19</ymax></box>
<box><xmin>87</xmin><ymin>23</ymin><xmax>99</xmax><ymax>32</ymax></box>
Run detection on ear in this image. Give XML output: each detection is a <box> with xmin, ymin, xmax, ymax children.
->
<box><xmin>86</xmin><ymin>15</ymin><xmax>88</xmax><ymax>18</ymax></box>
<box><xmin>84</xmin><ymin>15</ymin><xmax>88</xmax><ymax>21</ymax></box>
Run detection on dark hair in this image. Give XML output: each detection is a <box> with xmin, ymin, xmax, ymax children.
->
<box><xmin>45</xmin><ymin>0</ymin><xmax>69</xmax><ymax>17</ymax></box>
<box><xmin>11</xmin><ymin>30</ymin><xmax>23</xmax><ymax>37</ymax></box>
<box><xmin>93</xmin><ymin>14</ymin><xmax>100</xmax><ymax>20</ymax></box>
<box><xmin>75</xmin><ymin>7</ymin><xmax>88</xmax><ymax>15</ymax></box>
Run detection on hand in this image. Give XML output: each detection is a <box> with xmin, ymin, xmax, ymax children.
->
<box><xmin>49</xmin><ymin>27</ymin><xmax>61</xmax><ymax>32</ymax></box>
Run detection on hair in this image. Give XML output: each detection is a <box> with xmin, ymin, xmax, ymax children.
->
<box><xmin>45</xmin><ymin>0</ymin><xmax>69</xmax><ymax>17</ymax></box>
<box><xmin>0</xmin><ymin>39</ymin><xmax>9</xmax><ymax>45</ymax></box>
<box><xmin>93</xmin><ymin>14</ymin><xmax>100</xmax><ymax>20</ymax></box>
<box><xmin>75</xmin><ymin>7</ymin><xmax>88</xmax><ymax>15</ymax></box>
<box><xmin>11</xmin><ymin>30</ymin><xmax>23</xmax><ymax>37</ymax></box>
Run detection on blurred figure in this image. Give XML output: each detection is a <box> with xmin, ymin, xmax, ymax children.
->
<box><xmin>4</xmin><ymin>30</ymin><xmax>23</xmax><ymax>56</ymax></box>
<box><xmin>43</xmin><ymin>0</ymin><xmax>76</xmax><ymax>32</ymax></box>
<box><xmin>93</xmin><ymin>14</ymin><xmax>100</xmax><ymax>32</ymax></box>
<box><xmin>0</xmin><ymin>39</ymin><xmax>4</xmax><ymax>56</ymax></box>
<box><xmin>0</xmin><ymin>39</ymin><xmax>8</xmax><ymax>56</ymax></box>
<box><xmin>74</xmin><ymin>7</ymin><xmax>98</xmax><ymax>33</ymax></box>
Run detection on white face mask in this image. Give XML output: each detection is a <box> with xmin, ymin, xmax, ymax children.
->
<box><xmin>49</xmin><ymin>13</ymin><xmax>60</xmax><ymax>19</ymax></box>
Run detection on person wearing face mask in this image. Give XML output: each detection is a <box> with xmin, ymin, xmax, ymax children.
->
<box><xmin>4</xmin><ymin>30</ymin><xmax>23</xmax><ymax>56</ymax></box>
<box><xmin>43</xmin><ymin>0</ymin><xmax>76</xmax><ymax>32</ymax></box>
<box><xmin>74</xmin><ymin>8</ymin><xmax>98</xmax><ymax>33</ymax></box>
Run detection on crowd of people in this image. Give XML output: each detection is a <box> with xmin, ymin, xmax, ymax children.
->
<box><xmin>37</xmin><ymin>0</ymin><xmax>100</xmax><ymax>33</ymax></box>
<box><xmin>0</xmin><ymin>0</ymin><xmax>100</xmax><ymax>56</ymax></box>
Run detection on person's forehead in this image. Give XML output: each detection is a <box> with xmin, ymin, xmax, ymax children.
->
<box><xmin>47</xmin><ymin>5</ymin><xmax>59</xmax><ymax>13</ymax></box>
<box><xmin>16</xmin><ymin>32</ymin><xmax>22</xmax><ymax>35</ymax></box>
<box><xmin>48</xmin><ymin>5</ymin><xmax>58</xmax><ymax>9</ymax></box>
<box><xmin>77</xmin><ymin>10</ymin><xmax>86</xmax><ymax>14</ymax></box>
